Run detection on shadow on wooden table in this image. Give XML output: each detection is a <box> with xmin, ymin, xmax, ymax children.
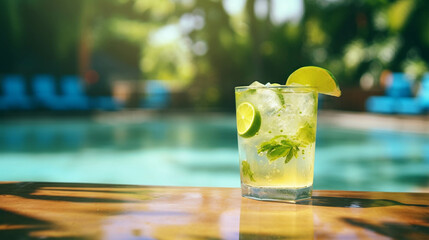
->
<box><xmin>0</xmin><ymin>182</ymin><xmax>144</xmax><ymax>239</ymax></box>
<box><xmin>185</xmin><ymin>233</ymin><xmax>298</xmax><ymax>240</ymax></box>
<box><xmin>297</xmin><ymin>196</ymin><xmax>428</xmax><ymax>208</ymax></box>
<box><xmin>342</xmin><ymin>217</ymin><xmax>429</xmax><ymax>240</ymax></box>
<box><xmin>0</xmin><ymin>208</ymin><xmax>82</xmax><ymax>240</ymax></box>
<box><xmin>0</xmin><ymin>208</ymin><xmax>47</xmax><ymax>240</ymax></box>
<box><xmin>0</xmin><ymin>182</ymin><xmax>143</xmax><ymax>203</ymax></box>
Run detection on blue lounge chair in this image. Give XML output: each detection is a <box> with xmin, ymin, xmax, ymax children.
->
<box><xmin>395</xmin><ymin>98</ymin><xmax>422</xmax><ymax>115</ymax></box>
<box><xmin>0</xmin><ymin>75</ymin><xmax>33</xmax><ymax>110</ymax></box>
<box><xmin>418</xmin><ymin>73</ymin><xmax>429</xmax><ymax>111</ymax></box>
<box><xmin>33</xmin><ymin>75</ymin><xmax>67</xmax><ymax>110</ymax></box>
<box><xmin>366</xmin><ymin>73</ymin><xmax>412</xmax><ymax>114</ymax></box>
<box><xmin>141</xmin><ymin>80</ymin><xmax>170</xmax><ymax>109</ymax></box>
<box><xmin>60</xmin><ymin>76</ymin><xmax>90</xmax><ymax>110</ymax></box>
<box><xmin>395</xmin><ymin>73</ymin><xmax>429</xmax><ymax>114</ymax></box>
<box><xmin>366</xmin><ymin>97</ymin><xmax>396</xmax><ymax>114</ymax></box>
<box><xmin>386</xmin><ymin>73</ymin><xmax>413</xmax><ymax>98</ymax></box>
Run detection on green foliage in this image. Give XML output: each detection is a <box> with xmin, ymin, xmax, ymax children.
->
<box><xmin>1</xmin><ymin>0</ymin><xmax>429</xmax><ymax>107</ymax></box>
<box><xmin>0</xmin><ymin>0</ymin><xmax>86</xmax><ymax>73</ymax></box>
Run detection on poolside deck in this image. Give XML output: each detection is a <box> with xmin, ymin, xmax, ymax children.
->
<box><xmin>92</xmin><ymin>109</ymin><xmax>429</xmax><ymax>133</ymax></box>
<box><xmin>2</xmin><ymin>109</ymin><xmax>429</xmax><ymax>134</ymax></box>
<box><xmin>319</xmin><ymin>110</ymin><xmax>429</xmax><ymax>134</ymax></box>
<box><xmin>0</xmin><ymin>182</ymin><xmax>428</xmax><ymax>239</ymax></box>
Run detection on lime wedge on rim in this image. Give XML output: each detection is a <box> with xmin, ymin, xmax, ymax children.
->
<box><xmin>236</xmin><ymin>102</ymin><xmax>261</xmax><ymax>138</ymax></box>
<box><xmin>286</xmin><ymin>66</ymin><xmax>341</xmax><ymax>97</ymax></box>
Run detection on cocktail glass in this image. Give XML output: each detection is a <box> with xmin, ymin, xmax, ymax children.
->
<box><xmin>235</xmin><ymin>85</ymin><xmax>318</xmax><ymax>202</ymax></box>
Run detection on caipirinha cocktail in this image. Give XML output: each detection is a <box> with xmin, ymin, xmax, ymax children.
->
<box><xmin>235</xmin><ymin>66</ymin><xmax>341</xmax><ymax>202</ymax></box>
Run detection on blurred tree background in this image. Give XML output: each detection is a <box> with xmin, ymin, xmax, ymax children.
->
<box><xmin>1</xmin><ymin>0</ymin><xmax>428</xmax><ymax>110</ymax></box>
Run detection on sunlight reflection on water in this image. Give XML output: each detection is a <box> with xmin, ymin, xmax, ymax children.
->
<box><xmin>0</xmin><ymin>115</ymin><xmax>428</xmax><ymax>192</ymax></box>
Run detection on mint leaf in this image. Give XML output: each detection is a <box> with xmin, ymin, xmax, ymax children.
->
<box><xmin>285</xmin><ymin>149</ymin><xmax>294</xmax><ymax>164</ymax></box>
<box><xmin>257</xmin><ymin>141</ymin><xmax>275</xmax><ymax>154</ymax></box>
<box><xmin>257</xmin><ymin>135</ymin><xmax>300</xmax><ymax>164</ymax></box>
<box><xmin>275</xmin><ymin>90</ymin><xmax>285</xmax><ymax>106</ymax></box>
<box><xmin>267</xmin><ymin>145</ymin><xmax>291</xmax><ymax>161</ymax></box>
<box><xmin>296</xmin><ymin>122</ymin><xmax>316</xmax><ymax>145</ymax></box>
<box><xmin>247</xmin><ymin>89</ymin><xmax>256</xmax><ymax>94</ymax></box>
<box><xmin>285</xmin><ymin>145</ymin><xmax>299</xmax><ymax>164</ymax></box>
<box><xmin>242</xmin><ymin>161</ymin><xmax>255</xmax><ymax>182</ymax></box>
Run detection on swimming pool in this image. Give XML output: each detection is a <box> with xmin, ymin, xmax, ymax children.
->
<box><xmin>1</xmin><ymin>114</ymin><xmax>428</xmax><ymax>192</ymax></box>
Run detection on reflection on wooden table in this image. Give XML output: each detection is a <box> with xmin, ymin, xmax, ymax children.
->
<box><xmin>0</xmin><ymin>182</ymin><xmax>428</xmax><ymax>239</ymax></box>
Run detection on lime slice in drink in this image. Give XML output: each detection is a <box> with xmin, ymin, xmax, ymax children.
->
<box><xmin>236</xmin><ymin>102</ymin><xmax>261</xmax><ymax>138</ymax></box>
<box><xmin>286</xmin><ymin>66</ymin><xmax>341</xmax><ymax>97</ymax></box>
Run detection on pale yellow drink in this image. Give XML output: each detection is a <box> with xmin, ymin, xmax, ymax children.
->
<box><xmin>235</xmin><ymin>83</ymin><xmax>318</xmax><ymax>202</ymax></box>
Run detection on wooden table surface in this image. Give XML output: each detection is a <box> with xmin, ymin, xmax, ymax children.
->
<box><xmin>0</xmin><ymin>182</ymin><xmax>428</xmax><ymax>239</ymax></box>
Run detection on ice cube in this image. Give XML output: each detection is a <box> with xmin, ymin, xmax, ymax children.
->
<box><xmin>296</xmin><ymin>92</ymin><xmax>316</xmax><ymax>116</ymax></box>
<box><xmin>246</xmin><ymin>81</ymin><xmax>284</xmax><ymax>115</ymax></box>
<box><xmin>254</xmin><ymin>88</ymin><xmax>283</xmax><ymax>115</ymax></box>
<box><xmin>281</xmin><ymin>91</ymin><xmax>316</xmax><ymax>116</ymax></box>
<box><xmin>266</xmin><ymin>82</ymin><xmax>281</xmax><ymax>87</ymax></box>
<box><xmin>249</xmin><ymin>81</ymin><xmax>264</xmax><ymax>87</ymax></box>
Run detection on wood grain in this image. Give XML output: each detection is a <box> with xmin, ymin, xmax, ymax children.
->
<box><xmin>0</xmin><ymin>182</ymin><xmax>428</xmax><ymax>239</ymax></box>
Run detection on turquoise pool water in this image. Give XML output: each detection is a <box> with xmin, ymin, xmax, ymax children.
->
<box><xmin>1</xmin><ymin>115</ymin><xmax>428</xmax><ymax>192</ymax></box>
